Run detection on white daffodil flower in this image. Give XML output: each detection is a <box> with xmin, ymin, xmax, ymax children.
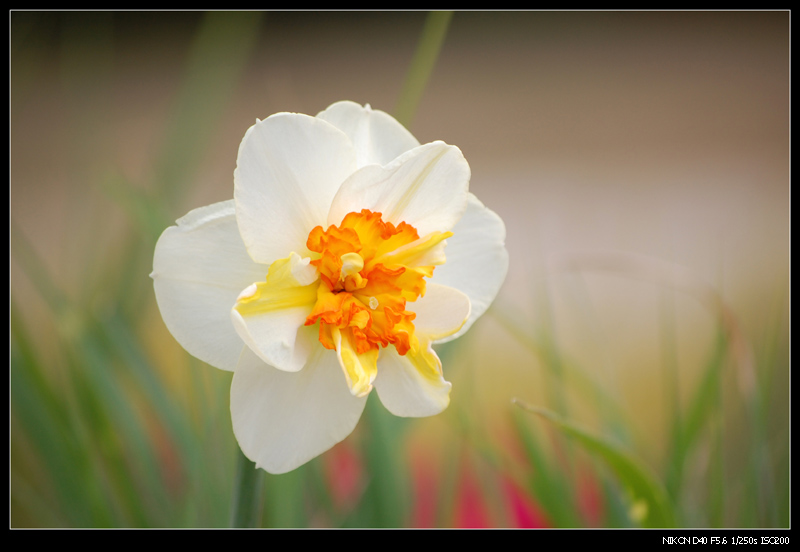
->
<box><xmin>151</xmin><ymin>101</ymin><xmax>508</xmax><ymax>474</ymax></box>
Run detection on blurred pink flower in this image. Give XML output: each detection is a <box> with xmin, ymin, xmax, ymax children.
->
<box><xmin>322</xmin><ymin>441</ymin><xmax>364</xmax><ymax>511</ymax></box>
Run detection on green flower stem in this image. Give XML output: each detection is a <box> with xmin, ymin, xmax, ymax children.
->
<box><xmin>229</xmin><ymin>449</ymin><xmax>265</xmax><ymax>528</ymax></box>
<box><xmin>393</xmin><ymin>10</ymin><xmax>454</xmax><ymax>129</ymax></box>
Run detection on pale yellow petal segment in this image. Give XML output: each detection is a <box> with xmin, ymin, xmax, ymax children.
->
<box><xmin>269</xmin><ymin>251</ymin><xmax>319</xmax><ymax>286</ymax></box>
<box><xmin>231</xmin><ymin>253</ymin><xmax>320</xmax><ymax>373</ymax></box>
<box><xmin>234</xmin><ymin>252</ymin><xmax>318</xmax><ymax>316</ymax></box>
<box><xmin>233</xmin><ymin>281</ymin><xmax>317</xmax><ymax>316</ymax></box>
<box><xmin>332</xmin><ymin>326</ymin><xmax>379</xmax><ymax>398</ymax></box>
<box><xmin>405</xmin><ymin>335</ymin><xmax>445</xmax><ymax>380</ymax></box>
<box><xmin>369</xmin><ymin>231</ymin><xmax>452</xmax><ymax>271</ymax></box>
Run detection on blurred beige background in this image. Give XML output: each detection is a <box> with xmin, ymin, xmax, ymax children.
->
<box><xmin>11</xmin><ymin>11</ymin><xmax>789</xmax><ymax>472</ymax></box>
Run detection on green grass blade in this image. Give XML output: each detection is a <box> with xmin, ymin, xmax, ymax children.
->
<box><xmin>99</xmin><ymin>314</ymin><xmax>197</xmax><ymax>464</ymax></box>
<box><xmin>230</xmin><ymin>449</ymin><xmax>265</xmax><ymax>527</ymax></box>
<box><xmin>101</xmin><ymin>170</ymin><xmax>172</xmax><ymax>244</ymax></box>
<box><xmin>491</xmin><ymin>300</ymin><xmax>630</xmax><ymax>433</ymax></box>
<box><xmin>12</xmin><ymin>223</ymin><xmax>181</xmax><ymax>526</ymax></box>
<box><xmin>393</xmin><ymin>11</ymin><xmax>453</xmax><ymax>129</ymax></box>
<box><xmin>11</xmin><ymin>329</ymin><xmax>95</xmax><ymax>526</ymax></box>
<box><xmin>263</xmin><ymin>464</ymin><xmax>313</xmax><ymax>528</ymax></box>
<box><xmin>514</xmin><ymin>401</ymin><xmax>676</xmax><ymax>528</ymax></box>
<box><xmin>510</xmin><ymin>409</ymin><xmax>582</xmax><ymax>527</ymax></box>
<box><xmin>153</xmin><ymin>11</ymin><xmax>264</xmax><ymax>206</ymax></box>
<box><xmin>357</xmin><ymin>396</ymin><xmax>412</xmax><ymax>527</ymax></box>
<box><xmin>665</xmin><ymin>326</ymin><xmax>727</xmax><ymax>502</ymax></box>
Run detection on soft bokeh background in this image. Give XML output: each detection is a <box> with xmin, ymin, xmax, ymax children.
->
<box><xmin>10</xmin><ymin>11</ymin><xmax>789</xmax><ymax>528</ymax></box>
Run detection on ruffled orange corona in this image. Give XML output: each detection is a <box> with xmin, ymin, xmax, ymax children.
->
<box><xmin>304</xmin><ymin>209</ymin><xmax>452</xmax><ymax>396</ymax></box>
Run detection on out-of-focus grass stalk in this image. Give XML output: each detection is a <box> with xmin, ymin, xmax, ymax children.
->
<box><xmin>16</xmin><ymin>194</ymin><xmax>238</xmax><ymax>525</ymax></box>
<box><xmin>708</xmin><ymin>386</ymin><xmax>725</xmax><ymax>527</ymax></box>
<box><xmin>492</xmin><ymin>300</ymin><xmax>629</xmax><ymax>434</ymax></box>
<box><xmin>152</xmin><ymin>11</ymin><xmax>264</xmax><ymax>209</ymax></box>
<box><xmin>229</xmin><ymin>450</ymin><xmax>265</xmax><ymax>527</ymax></box>
<box><xmin>12</xmin><ymin>227</ymin><xmax>162</xmax><ymax>526</ymax></box>
<box><xmin>493</xmin><ymin>295</ymin><xmax>633</xmax><ymax>526</ymax></box>
<box><xmin>359</xmin><ymin>397</ymin><xmax>413</xmax><ymax>527</ymax></box>
<box><xmin>11</xmin><ymin>301</ymin><xmax>96</xmax><ymax>526</ymax></box>
<box><xmin>552</xmin><ymin>258</ymin><xmax>754</xmax><ymax>458</ymax></box>
<box><xmin>514</xmin><ymin>402</ymin><xmax>677</xmax><ymax>528</ymax></box>
<box><xmin>503</xmin><ymin>250</ymin><xmax>779</xmax><ymax>527</ymax></box>
<box><xmin>58</xmin><ymin>11</ymin><xmax>115</xmax><ymax>311</ymax></box>
<box><xmin>549</xmin><ymin>272</ymin><xmax>632</xmax><ymax>442</ymax></box>
<box><xmin>262</xmin><ymin>465</ymin><xmax>308</xmax><ymax>527</ymax></box>
<box><xmin>749</xmin><ymin>381</ymin><xmax>781</xmax><ymax>526</ymax></box>
<box><xmin>434</xmin><ymin>432</ymin><xmax>466</xmax><ymax>526</ymax></box>
<box><xmin>532</xmin><ymin>275</ymin><xmax>572</xmax><ymax>418</ymax></box>
<box><xmin>393</xmin><ymin>11</ymin><xmax>453</xmax><ymax>130</ymax></box>
<box><xmin>740</xmin><ymin>285</ymin><xmax>787</xmax><ymax>527</ymax></box>
<box><xmin>658</xmin><ymin>290</ymin><xmax>683</xmax><ymax>501</ymax></box>
<box><xmin>510</xmin><ymin>409</ymin><xmax>583</xmax><ymax>527</ymax></box>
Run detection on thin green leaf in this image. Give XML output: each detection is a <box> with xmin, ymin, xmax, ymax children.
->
<box><xmin>433</xmin><ymin>433</ymin><xmax>464</xmax><ymax>527</ymax></box>
<box><xmin>230</xmin><ymin>449</ymin><xmax>265</xmax><ymax>528</ymax></box>
<box><xmin>510</xmin><ymin>409</ymin><xmax>582</xmax><ymax>527</ymax></box>
<box><xmin>11</xmin><ymin>336</ymin><xmax>95</xmax><ymax>527</ymax></box>
<box><xmin>154</xmin><ymin>11</ymin><xmax>264</xmax><ymax>206</ymax></box>
<box><xmin>12</xmin><ymin>222</ymin><xmax>181</xmax><ymax>526</ymax></box>
<box><xmin>264</xmin><ymin>464</ymin><xmax>312</xmax><ymax>528</ymax></box>
<box><xmin>358</xmin><ymin>395</ymin><xmax>412</xmax><ymax>527</ymax></box>
<box><xmin>393</xmin><ymin>11</ymin><xmax>453</xmax><ymax>129</ymax></box>
<box><xmin>514</xmin><ymin>401</ymin><xmax>676</xmax><ymax>528</ymax></box>
<box><xmin>491</xmin><ymin>300</ymin><xmax>630</xmax><ymax>437</ymax></box>
<box><xmin>101</xmin><ymin>170</ymin><xmax>171</xmax><ymax>244</ymax></box>
<box><xmin>665</xmin><ymin>326</ymin><xmax>727</xmax><ymax>501</ymax></box>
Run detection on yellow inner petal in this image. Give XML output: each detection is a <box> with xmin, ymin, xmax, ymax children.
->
<box><xmin>234</xmin><ymin>253</ymin><xmax>317</xmax><ymax>316</ymax></box>
<box><xmin>404</xmin><ymin>336</ymin><xmax>444</xmax><ymax>382</ymax></box>
<box><xmin>332</xmin><ymin>326</ymin><xmax>378</xmax><ymax>397</ymax></box>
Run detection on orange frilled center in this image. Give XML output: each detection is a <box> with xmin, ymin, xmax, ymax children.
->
<box><xmin>303</xmin><ymin>209</ymin><xmax>438</xmax><ymax>357</ymax></box>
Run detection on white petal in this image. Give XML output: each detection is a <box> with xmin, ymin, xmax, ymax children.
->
<box><xmin>151</xmin><ymin>200</ymin><xmax>265</xmax><ymax>371</ymax></box>
<box><xmin>327</xmin><ymin>141</ymin><xmax>470</xmax><ymax>235</ymax></box>
<box><xmin>316</xmin><ymin>101</ymin><xmax>420</xmax><ymax>168</ymax></box>
<box><xmin>374</xmin><ymin>344</ymin><xmax>452</xmax><ymax>418</ymax></box>
<box><xmin>234</xmin><ymin>113</ymin><xmax>358</xmax><ymax>264</ymax></box>
<box><xmin>430</xmin><ymin>193</ymin><xmax>509</xmax><ymax>343</ymax></box>
<box><xmin>231</xmin><ymin>345</ymin><xmax>367</xmax><ymax>474</ymax></box>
